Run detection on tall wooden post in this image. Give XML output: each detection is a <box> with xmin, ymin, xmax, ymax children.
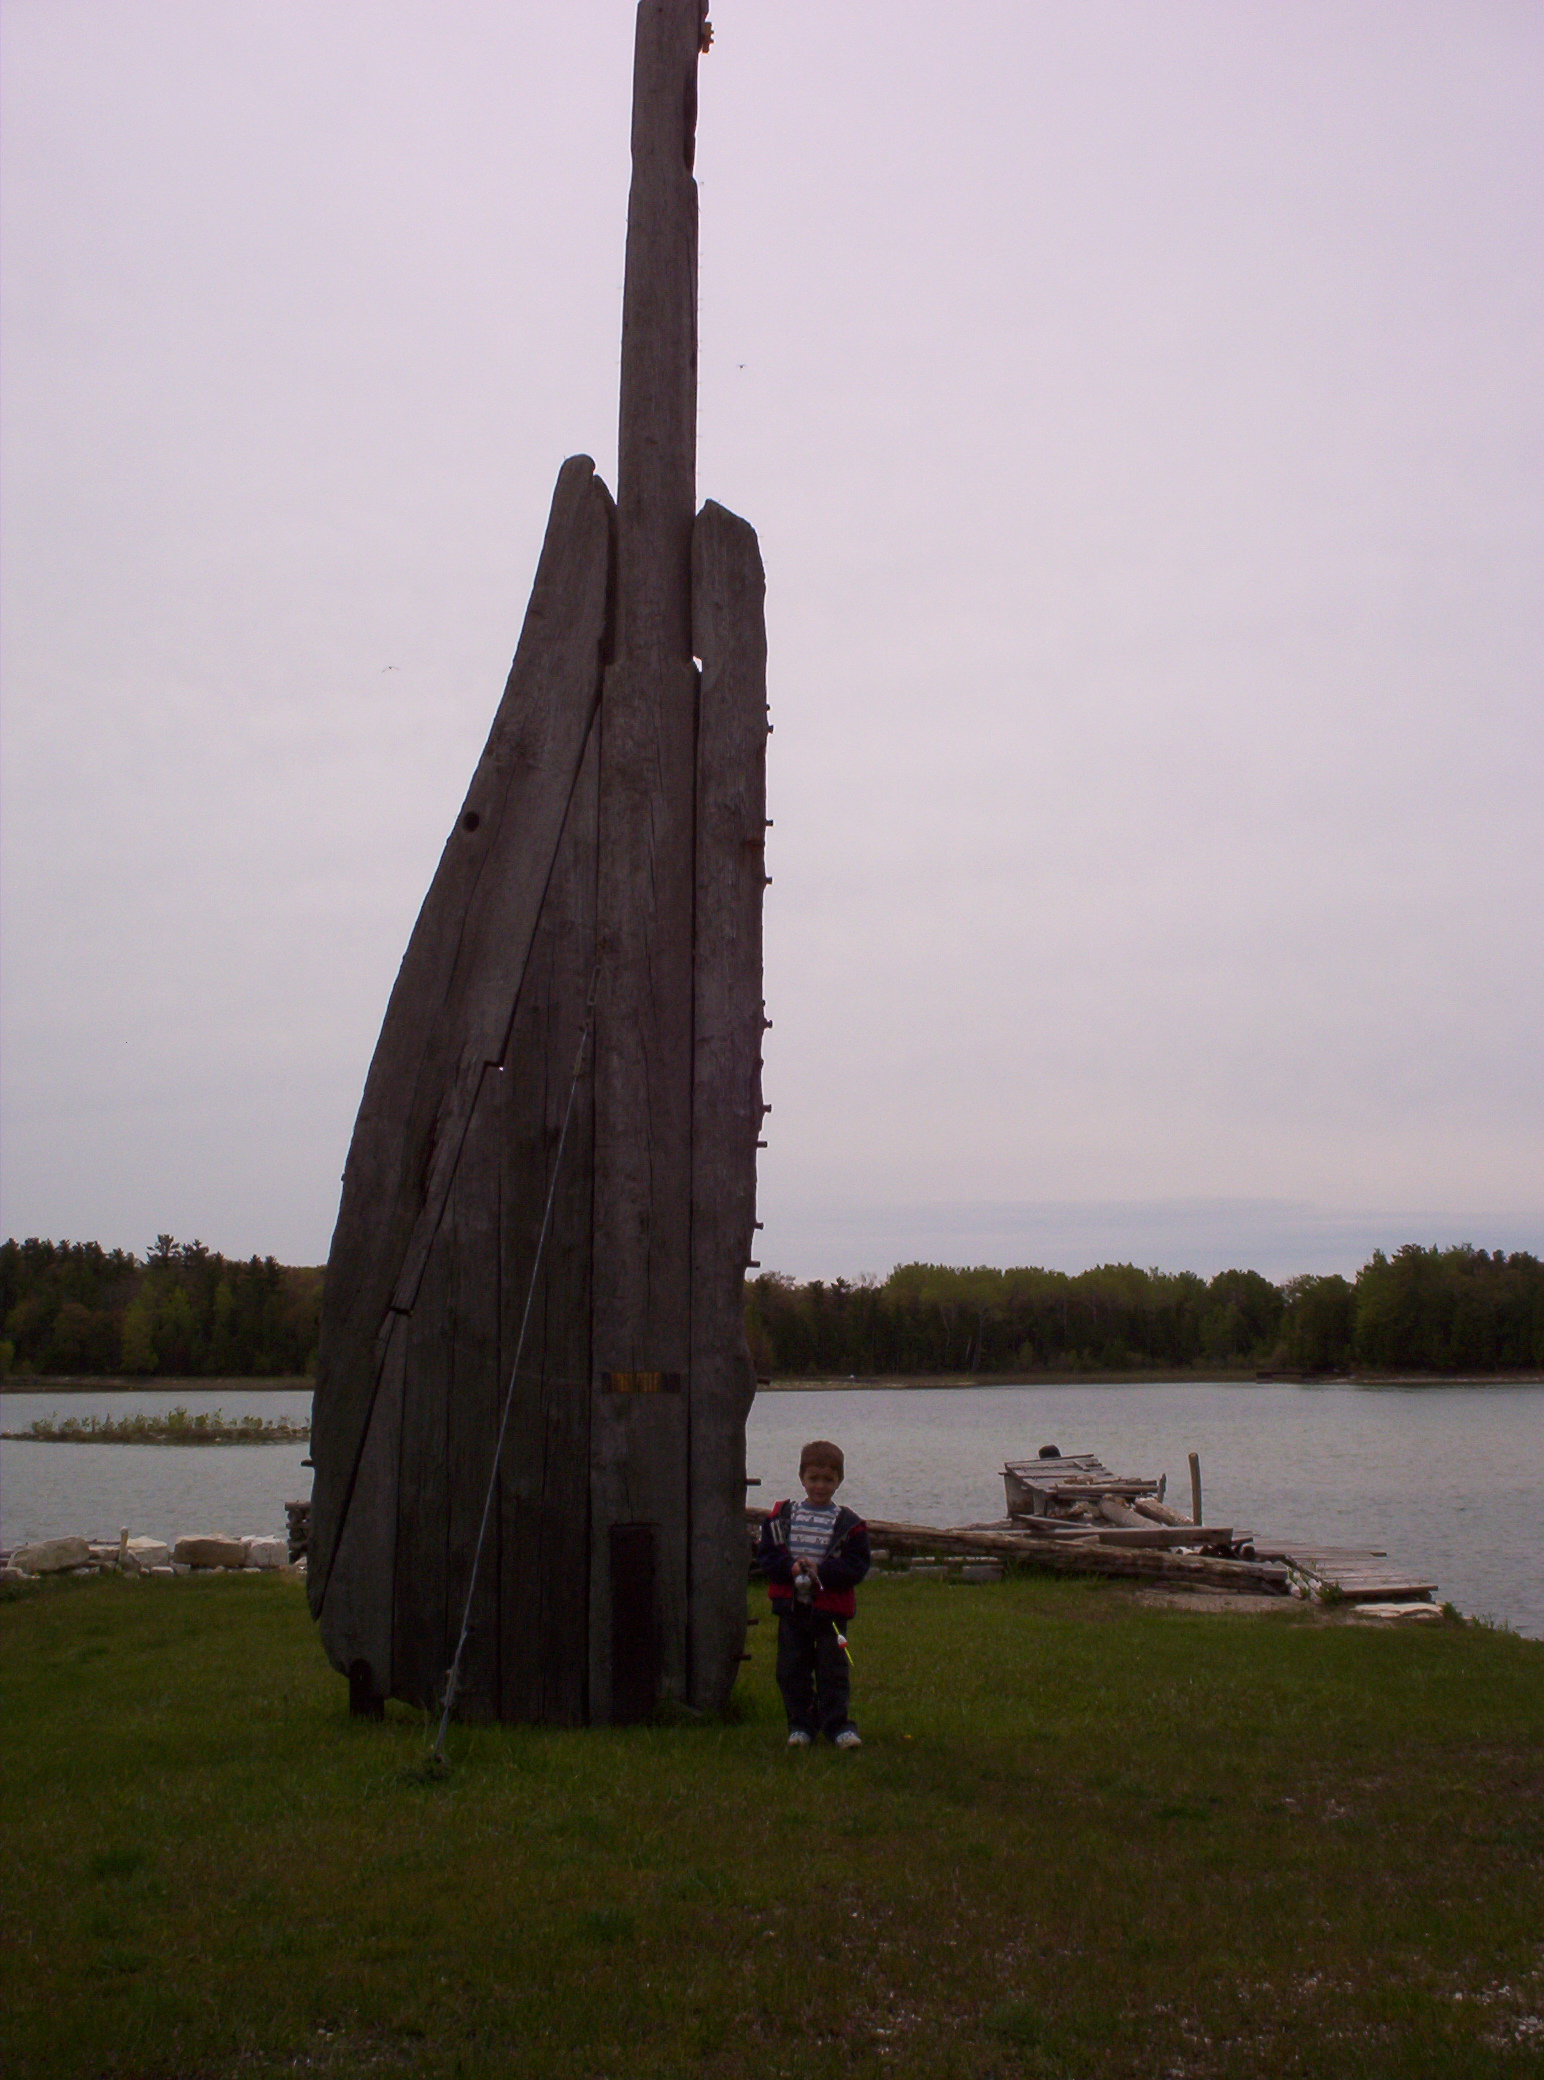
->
<box><xmin>308</xmin><ymin>0</ymin><xmax>764</xmax><ymax>1727</ymax></box>
<box><xmin>589</xmin><ymin>0</ymin><xmax>708</xmax><ymax>1723</ymax></box>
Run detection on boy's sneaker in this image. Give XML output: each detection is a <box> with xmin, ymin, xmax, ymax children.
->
<box><xmin>833</xmin><ymin>1729</ymin><xmax>862</xmax><ymax>1750</ymax></box>
<box><xmin>786</xmin><ymin>1730</ymin><xmax>813</xmax><ymax>1748</ymax></box>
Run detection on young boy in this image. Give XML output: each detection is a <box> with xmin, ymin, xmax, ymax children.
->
<box><xmin>756</xmin><ymin>1439</ymin><xmax>871</xmax><ymax>1749</ymax></box>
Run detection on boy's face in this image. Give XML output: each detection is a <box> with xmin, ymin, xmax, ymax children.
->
<box><xmin>801</xmin><ymin>1461</ymin><xmax>841</xmax><ymax>1505</ymax></box>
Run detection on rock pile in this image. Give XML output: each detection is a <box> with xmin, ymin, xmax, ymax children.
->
<box><xmin>2</xmin><ymin>1529</ymin><xmax>297</xmax><ymax>1582</ymax></box>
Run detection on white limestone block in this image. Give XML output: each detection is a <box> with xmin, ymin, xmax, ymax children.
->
<box><xmin>13</xmin><ymin>1536</ymin><xmax>91</xmax><ymax>1574</ymax></box>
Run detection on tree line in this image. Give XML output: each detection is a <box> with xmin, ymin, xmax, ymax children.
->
<box><xmin>0</xmin><ymin>1237</ymin><xmax>321</xmax><ymax>1380</ymax></box>
<box><xmin>746</xmin><ymin>1246</ymin><xmax>1544</xmax><ymax>1378</ymax></box>
<box><xmin>3</xmin><ymin>1235</ymin><xmax>1540</xmax><ymax>1381</ymax></box>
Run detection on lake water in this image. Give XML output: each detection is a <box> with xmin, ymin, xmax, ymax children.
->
<box><xmin>1</xmin><ymin>1388</ymin><xmax>313</xmax><ymax>1557</ymax></box>
<box><xmin>3</xmin><ymin>1380</ymin><xmax>1539</xmax><ymax>1638</ymax></box>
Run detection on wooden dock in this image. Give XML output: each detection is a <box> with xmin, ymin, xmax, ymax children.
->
<box><xmin>1001</xmin><ymin>1452</ymin><xmax>1439</xmax><ymax>1608</ymax></box>
<box><xmin>746</xmin><ymin>1445</ymin><xmax>1441</xmax><ymax>1609</ymax></box>
<box><xmin>1260</xmin><ymin>1545</ymin><xmax>1439</xmax><ymax>1605</ymax></box>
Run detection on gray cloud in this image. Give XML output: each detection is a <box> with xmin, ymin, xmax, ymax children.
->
<box><xmin>3</xmin><ymin>2</ymin><xmax>1540</xmax><ymax>1275</ymax></box>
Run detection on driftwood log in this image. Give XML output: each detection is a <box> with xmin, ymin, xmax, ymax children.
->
<box><xmin>310</xmin><ymin>0</ymin><xmax>765</xmax><ymax>1724</ymax></box>
<box><xmin>748</xmin><ymin>1511</ymin><xmax>1292</xmax><ymax>1596</ymax></box>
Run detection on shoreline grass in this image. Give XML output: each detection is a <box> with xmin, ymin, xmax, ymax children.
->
<box><xmin>0</xmin><ymin>1405</ymin><xmax>309</xmax><ymax>1445</ymax></box>
<box><xmin>4</xmin><ymin>1569</ymin><xmax>1541</xmax><ymax>2077</ymax></box>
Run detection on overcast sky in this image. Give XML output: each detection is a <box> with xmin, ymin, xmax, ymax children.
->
<box><xmin>3</xmin><ymin>0</ymin><xmax>1540</xmax><ymax>1282</ymax></box>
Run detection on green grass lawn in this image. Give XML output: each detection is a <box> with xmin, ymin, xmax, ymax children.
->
<box><xmin>3</xmin><ymin>1571</ymin><xmax>1541</xmax><ymax>2079</ymax></box>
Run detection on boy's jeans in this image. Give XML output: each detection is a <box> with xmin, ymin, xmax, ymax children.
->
<box><xmin>775</xmin><ymin>1608</ymin><xmax>853</xmax><ymax>1741</ymax></box>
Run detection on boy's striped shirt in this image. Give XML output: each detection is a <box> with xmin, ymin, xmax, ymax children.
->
<box><xmin>786</xmin><ymin>1499</ymin><xmax>840</xmax><ymax>1565</ymax></box>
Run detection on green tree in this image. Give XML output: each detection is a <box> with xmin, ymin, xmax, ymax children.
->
<box><xmin>1201</xmin><ymin>1268</ymin><xmax>1283</xmax><ymax>1363</ymax></box>
<box><xmin>120</xmin><ymin>1296</ymin><xmax>158</xmax><ymax>1374</ymax></box>
<box><xmin>1279</xmin><ymin>1274</ymin><xmax>1354</xmax><ymax>1373</ymax></box>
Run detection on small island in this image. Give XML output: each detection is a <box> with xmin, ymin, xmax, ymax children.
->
<box><xmin>3</xmin><ymin>1406</ymin><xmax>309</xmax><ymax>1445</ymax></box>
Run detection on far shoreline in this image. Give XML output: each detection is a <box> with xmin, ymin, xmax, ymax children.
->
<box><xmin>5</xmin><ymin>1370</ymin><xmax>1541</xmax><ymax>1395</ymax></box>
<box><xmin>1</xmin><ymin>1376</ymin><xmax>314</xmax><ymax>1395</ymax></box>
<box><xmin>757</xmin><ymin>1372</ymin><xmax>1544</xmax><ymax>1390</ymax></box>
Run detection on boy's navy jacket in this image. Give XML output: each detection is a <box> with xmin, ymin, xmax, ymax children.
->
<box><xmin>756</xmin><ymin>1499</ymin><xmax>871</xmax><ymax>1619</ymax></box>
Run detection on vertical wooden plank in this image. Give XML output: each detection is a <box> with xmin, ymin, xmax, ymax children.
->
<box><xmin>590</xmin><ymin>0</ymin><xmax>708</xmax><ymax>1722</ymax></box>
<box><xmin>615</xmin><ymin>0</ymin><xmax>707</xmax><ymax>670</ymax></box>
<box><xmin>316</xmin><ymin>1313</ymin><xmax>406</xmax><ymax>1697</ymax></box>
<box><xmin>688</xmin><ymin>500</ymin><xmax>767</xmax><ymax>1713</ymax></box>
<box><xmin>590</xmin><ymin>1384</ymin><xmax>684</xmax><ymax>1724</ymax></box>
<box><xmin>441</xmin><ymin>1069</ymin><xmax>504</xmax><ymax>1721</ymax></box>
<box><xmin>590</xmin><ymin>640</ymin><xmax>696</xmax><ymax>1722</ymax></box>
<box><xmin>498</xmin><ymin>722</ymin><xmax>600</xmax><ymax>1726</ymax></box>
<box><xmin>392</xmin><ymin>1235</ymin><xmax>453</xmax><ymax>1711</ymax></box>
<box><xmin>609</xmin><ymin>1524</ymin><xmax>660</xmax><ymax>1723</ymax></box>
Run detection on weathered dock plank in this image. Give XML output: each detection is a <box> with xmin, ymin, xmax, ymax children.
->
<box><xmin>1277</xmin><ymin>1548</ymin><xmax>1437</xmax><ymax>1602</ymax></box>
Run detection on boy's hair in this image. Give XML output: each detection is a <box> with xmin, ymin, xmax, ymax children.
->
<box><xmin>799</xmin><ymin>1439</ymin><xmax>844</xmax><ymax>1479</ymax></box>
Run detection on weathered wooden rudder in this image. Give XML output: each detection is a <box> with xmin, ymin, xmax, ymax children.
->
<box><xmin>307</xmin><ymin>0</ymin><xmax>766</xmax><ymax>1725</ymax></box>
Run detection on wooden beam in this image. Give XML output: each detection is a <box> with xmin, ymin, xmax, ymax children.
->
<box><xmin>751</xmin><ymin>1511</ymin><xmax>1291</xmax><ymax>1594</ymax></box>
<box><xmin>614</xmin><ymin>0</ymin><xmax>707</xmax><ymax>669</ymax></box>
<box><xmin>439</xmin><ymin>1071</ymin><xmax>504</xmax><ymax>1720</ymax></box>
<box><xmin>1093</xmin><ymin>1526</ymin><xmax>1236</xmax><ymax>1549</ymax></box>
<box><xmin>590</xmin><ymin>0</ymin><xmax>710</xmax><ymax>1723</ymax></box>
<box><xmin>688</xmin><ymin>499</ymin><xmax>767</xmax><ymax>1712</ymax></box>
<box><xmin>1130</xmin><ymin>1496</ymin><xmax>1192</xmax><ymax>1527</ymax></box>
<box><xmin>391</xmin><ymin>1213</ymin><xmax>454</xmax><ymax>1709</ymax></box>
<box><xmin>315</xmin><ymin>1316</ymin><xmax>405</xmax><ymax>1701</ymax></box>
<box><xmin>497</xmin><ymin>726</ymin><xmax>600</xmax><ymax>1725</ymax></box>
